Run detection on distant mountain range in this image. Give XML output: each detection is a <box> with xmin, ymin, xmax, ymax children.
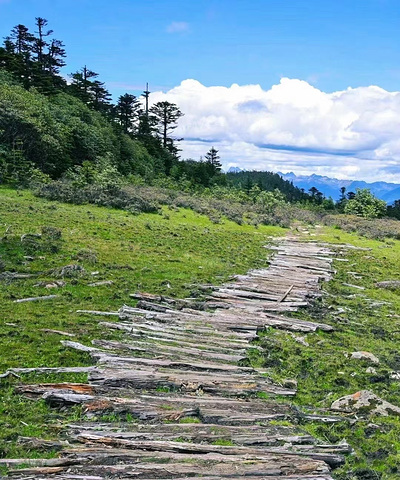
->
<box><xmin>226</xmin><ymin>167</ymin><xmax>400</xmax><ymax>203</ymax></box>
<box><xmin>278</xmin><ymin>173</ymin><xmax>400</xmax><ymax>203</ymax></box>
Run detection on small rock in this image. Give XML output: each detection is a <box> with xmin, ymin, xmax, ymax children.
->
<box><xmin>20</xmin><ymin>233</ymin><xmax>41</xmax><ymax>242</ymax></box>
<box><xmin>369</xmin><ymin>301</ymin><xmax>390</xmax><ymax>308</ymax></box>
<box><xmin>366</xmin><ymin>423</ymin><xmax>379</xmax><ymax>430</ymax></box>
<box><xmin>282</xmin><ymin>379</ymin><xmax>297</xmax><ymax>389</ymax></box>
<box><xmin>390</xmin><ymin>371</ymin><xmax>400</xmax><ymax>381</ymax></box>
<box><xmin>45</xmin><ymin>281</ymin><xmax>66</xmax><ymax>289</ymax></box>
<box><xmin>351</xmin><ymin>351</ymin><xmax>380</xmax><ymax>364</ymax></box>
<box><xmin>375</xmin><ymin>280</ymin><xmax>400</xmax><ymax>290</ymax></box>
<box><xmin>291</xmin><ymin>334</ymin><xmax>309</xmax><ymax>346</ymax></box>
<box><xmin>331</xmin><ymin>390</ymin><xmax>400</xmax><ymax>416</ymax></box>
<box><xmin>58</xmin><ymin>264</ymin><xmax>85</xmax><ymax>278</ymax></box>
<box><xmin>365</xmin><ymin>423</ymin><xmax>380</xmax><ymax>437</ymax></box>
<box><xmin>366</xmin><ymin>367</ymin><xmax>377</xmax><ymax>374</ymax></box>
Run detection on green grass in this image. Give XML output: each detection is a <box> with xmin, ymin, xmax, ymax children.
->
<box><xmin>251</xmin><ymin>225</ymin><xmax>400</xmax><ymax>480</ymax></box>
<box><xmin>211</xmin><ymin>438</ymin><xmax>235</xmax><ymax>446</ymax></box>
<box><xmin>0</xmin><ymin>186</ymin><xmax>284</xmax><ymax>458</ymax></box>
<box><xmin>178</xmin><ymin>417</ymin><xmax>201</xmax><ymax>424</ymax></box>
<box><xmin>5</xmin><ymin>186</ymin><xmax>400</xmax><ymax>478</ymax></box>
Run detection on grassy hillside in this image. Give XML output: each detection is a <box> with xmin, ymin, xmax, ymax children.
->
<box><xmin>261</xmin><ymin>227</ymin><xmax>400</xmax><ymax>479</ymax></box>
<box><xmin>0</xmin><ymin>187</ymin><xmax>284</xmax><ymax>458</ymax></box>
<box><xmin>2</xmin><ymin>188</ymin><xmax>400</xmax><ymax>479</ymax></box>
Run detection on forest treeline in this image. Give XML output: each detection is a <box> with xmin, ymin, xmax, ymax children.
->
<box><xmin>0</xmin><ymin>18</ymin><xmax>309</xmax><ymax>199</ymax></box>
<box><xmin>1</xmin><ymin>17</ymin><xmax>399</xmax><ymax>221</ymax></box>
<box><xmin>0</xmin><ymin>18</ymin><xmax>183</xmax><ymax>182</ymax></box>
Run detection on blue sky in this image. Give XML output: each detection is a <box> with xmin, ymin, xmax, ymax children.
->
<box><xmin>1</xmin><ymin>0</ymin><xmax>400</xmax><ymax>180</ymax></box>
<box><xmin>1</xmin><ymin>0</ymin><xmax>399</xmax><ymax>96</ymax></box>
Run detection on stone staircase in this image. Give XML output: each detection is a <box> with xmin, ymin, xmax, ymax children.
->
<box><xmin>2</xmin><ymin>237</ymin><xmax>351</xmax><ymax>480</ymax></box>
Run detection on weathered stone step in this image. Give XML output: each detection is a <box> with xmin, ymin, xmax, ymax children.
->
<box><xmin>88</xmin><ymin>367</ymin><xmax>295</xmax><ymax>397</ymax></box>
<box><xmin>208</xmin><ymin>310</ymin><xmax>334</xmax><ymax>333</ymax></box>
<box><xmin>3</xmin><ymin>447</ymin><xmax>336</xmax><ymax>478</ymax></box>
<box><xmin>65</xmin><ymin>422</ymin><xmax>315</xmax><ymax>445</ymax></box>
<box><xmin>17</xmin><ymin>385</ymin><xmax>293</xmax><ymax>423</ymax></box>
<box><xmin>98</xmin><ymin>321</ymin><xmax>251</xmax><ymax>349</ymax></box>
<box><xmin>104</xmin><ymin>318</ymin><xmax>252</xmax><ymax>343</ymax></box>
<box><xmin>68</xmin><ymin>429</ymin><xmax>314</xmax><ymax>447</ymax></box>
<box><xmin>92</xmin><ymin>339</ymin><xmax>244</xmax><ymax>363</ymax></box>
<box><xmin>70</xmin><ymin>435</ymin><xmax>345</xmax><ymax>467</ymax></box>
<box><xmin>91</xmin><ymin>353</ymin><xmax>266</xmax><ymax>376</ymax></box>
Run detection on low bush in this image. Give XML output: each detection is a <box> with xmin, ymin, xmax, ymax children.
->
<box><xmin>33</xmin><ymin>178</ymin><xmax>325</xmax><ymax>228</ymax></box>
<box><xmin>35</xmin><ymin>181</ymin><xmax>159</xmax><ymax>215</ymax></box>
<box><xmin>324</xmin><ymin>214</ymin><xmax>400</xmax><ymax>240</ymax></box>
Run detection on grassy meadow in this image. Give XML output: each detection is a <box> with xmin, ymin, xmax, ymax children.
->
<box><xmin>0</xmin><ymin>186</ymin><xmax>284</xmax><ymax>458</ymax></box>
<box><xmin>1</xmin><ymin>187</ymin><xmax>400</xmax><ymax>479</ymax></box>
<box><xmin>257</xmin><ymin>227</ymin><xmax>400</xmax><ymax>479</ymax></box>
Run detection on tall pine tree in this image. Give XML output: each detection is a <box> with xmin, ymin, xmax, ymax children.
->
<box><xmin>116</xmin><ymin>93</ymin><xmax>142</xmax><ymax>134</ymax></box>
<box><xmin>33</xmin><ymin>17</ymin><xmax>53</xmax><ymax>71</ymax></box>
<box><xmin>149</xmin><ymin>101</ymin><xmax>184</xmax><ymax>154</ymax></box>
<box><xmin>5</xmin><ymin>24</ymin><xmax>35</xmax><ymax>87</ymax></box>
<box><xmin>204</xmin><ymin>146</ymin><xmax>222</xmax><ymax>177</ymax></box>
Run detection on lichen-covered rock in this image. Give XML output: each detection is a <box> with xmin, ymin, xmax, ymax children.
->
<box><xmin>375</xmin><ymin>280</ymin><xmax>400</xmax><ymax>290</ymax></box>
<box><xmin>55</xmin><ymin>264</ymin><xmax>85</xmax><ymax>278</ymax></box>
<box><xmin>331</xmin><ymin>390</ymin><xmax>400</xmax><ymax>416</ymax></box>
<box><xmin>351</xmin><ymin>351</ymin><xmax>379</xmax><ymax>364</ymax></box>
<box><xmin>390</xmin><ymin>371</ymin><xmax>400</xmax><ymax>380</ymax></box>
<box><xmin>282</xmin><ymin>378</ymin><xmax>298</xmax><ymax>389</ymax></box>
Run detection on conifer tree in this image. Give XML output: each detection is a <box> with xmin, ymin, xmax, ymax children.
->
<box><xmin>5</xmin><ymin>24</ymin><xmax>35</xmax><ymax>87</ymax></box>
<box><xmin>149</xmin><ymin>101</ymin><xmax>184</xmax><ymax>154</ymax></box>
<box><xmin>8</xmin><ymin>24</ymin><xmax>35</xmax><ymax>56</ymax></box>
<box><xmin>244</xmin><ymin>175</ymin><xmax>253</xmax><ymax>194</ymax></box>
<box><xmin>31</xmin><ymin>19</ymin><xmax>67</xmax><ymax>93</ymax></box>
<box><xmin>69</xmin><ymin>66</ymin><xmax>111</xmax><ymax>112</ymax></box>
<box><xmin>46</xmin><ymin>39</ymin><xmax>66</xmax><ymax>75</ymax></box>
<box><xmin>34</xmin><ymin>17</ymin><xmax>53</xmax><ymax>70</ymax></box>
<box><xmin>91</xmin><ymin>80</ymin><xmax>112</xmax><ymax>113</ymax></box>
<box><xmin>116</xmin><ymin>93</ymin><xmax>142</xmax><ymax>134</ymax></box>
<box><xmin>204</xmin><ymin>147</ymin><xmax>222</xmax><ymax>176</ymax></box>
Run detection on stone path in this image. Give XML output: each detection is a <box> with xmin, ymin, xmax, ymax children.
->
<box><xmin>2</xmin><ymin>236</ymin><xmax>351</xmax><ymax>479</ymax></box>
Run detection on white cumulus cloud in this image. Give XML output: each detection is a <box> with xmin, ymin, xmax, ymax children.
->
<box><xmin>149</xmin><ymin>78</ymin><xmax>400</xmax><ymax>182</ymax></box>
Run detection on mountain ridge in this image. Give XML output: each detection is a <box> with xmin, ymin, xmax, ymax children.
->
<box><xmin>277</xmin><ymin>172</ymin><xmax>400</xmax><ymax>203</ymax></box>
<box><xmin>227</xmin><ymin>168</ymin><xmax>400</xmax><ymax>202</ymax></box>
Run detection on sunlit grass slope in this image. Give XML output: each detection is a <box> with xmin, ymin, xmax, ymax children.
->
<box><xmin>0</xmin><ymin>186</ymin><xmax>284</xmax><ymax>458</ymax></box>
<box><xmin>255</xmin><ymin>226</ymin><xmax>400</xmax><ymax>479</ymax></box>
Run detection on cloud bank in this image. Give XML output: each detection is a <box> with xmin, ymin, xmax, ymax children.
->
<box><xmin>150</xmin><ymin>78</ymin><xmax>400</xmax><ymax>182</ymax></box>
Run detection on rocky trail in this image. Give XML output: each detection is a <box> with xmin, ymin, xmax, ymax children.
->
<box><xmin>1</xmin><ymin>236</ymin><xmax>354</xmax><ymax>480</ymax></box>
